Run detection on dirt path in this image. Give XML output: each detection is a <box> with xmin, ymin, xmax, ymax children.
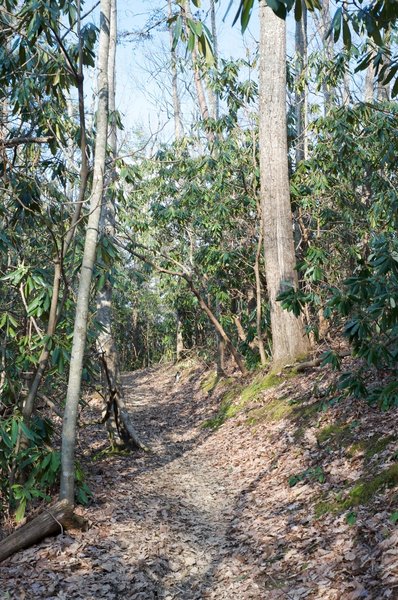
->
<box><xmin>3</xmin><ymin>364</ymin><xmax>398</xmax><ymax>599</ymax></box>
<box><xmin>0</xmin><ymin>366</ymin><xmax>263</xmax><ymax>599</ymax></box>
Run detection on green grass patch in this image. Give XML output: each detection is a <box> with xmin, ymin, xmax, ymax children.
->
<box><xmin>315</xmin><ymin>463</ymin><xmax>398</xmax><ymax>517</ymax></box>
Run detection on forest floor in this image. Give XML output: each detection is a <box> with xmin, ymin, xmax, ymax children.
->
<box><xmin>1</xmin><ymin>358</ymin><xmax>398</xmax><ymax>599</ymax></box>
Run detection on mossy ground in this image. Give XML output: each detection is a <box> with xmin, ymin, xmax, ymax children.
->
<box><xmin>315</xmin><ymin>463</ymin><xmax>398</xmax><ymax>517</ymax></box>
<box><xmin>317</xmin><ymin>422</ymin><xmax>354</xmax><ymax>446</ymax></box>
<box><xmin>201</xmin><ymin>363</ymin><xmax>398</xmax><ymax>530</ymax></box>
<box><xmin>348</xmin><ymin>435</ymin><xmax>396</xmax><ymax>460</ymax></box>
<box><xmin>203</xmin><ymin>370</ymin><xmax>290</xmax><ymax>429</ymax></box>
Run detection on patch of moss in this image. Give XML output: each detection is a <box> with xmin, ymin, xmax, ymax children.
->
<box><xmin>292</xmin><ymin>400</ymin><xmax>322</xmax><ymax>442</ymax></box>
<box><xmin>200</xmin><ymin>371</ymin><xmax>219</xmax><ymax>393</ymax></box>
<box><xmin>348</xmin><ymin>435</ymin><xmax>395</xmax><ymax>460</ymax></box>
<box><xmin>246</xmin><ymin>397</ymin><xmax>294</xmax><ymax>425</ymax></box>
<box><xmin>203</xmin><ymin>370</ymin><xmax>287</xmax><ymax>429</ymax></box>
<box><xmin>315</xmin><ymin>463</ymin><xmax>398</xmax><ymax>518</ymax></box>
<box><xmin>202</xmin><ymin>384</ymin><xmax>242</xmax><ymax>429</ymax></box>
<box><xmin>241</xmin><ymin>372</ymin><xmax>283</xmax><ymax>402</ymax></box>
<box><xmin>92</xmin><ymin>446</ymin><xmax>131</xmax><ymax>460</ymax></box>
<box><xmin>317</xmin><ymin>422</ymin><xmax>353</xmax><ymax>446</ymax></box>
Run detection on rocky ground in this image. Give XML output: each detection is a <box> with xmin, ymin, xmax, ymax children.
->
<box><xmin>1</xmin><ymin>359</ymin><xmax>398</xmax><ymax>599</ymax></box>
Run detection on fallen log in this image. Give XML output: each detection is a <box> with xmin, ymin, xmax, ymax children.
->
<box><xmin>0</xmin><ymin>499</ymin><xmax>87</xmax><ymax>563</ymax></box>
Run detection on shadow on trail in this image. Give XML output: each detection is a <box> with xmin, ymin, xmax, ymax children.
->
<box><xmin>80</xmin><ymin>365</ymin><xmax>398</xmax><ymax>598</ymax></box>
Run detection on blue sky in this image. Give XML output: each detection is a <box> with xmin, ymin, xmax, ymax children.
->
<box><xmin>87</xmin><ymin>0</ymin><xmax>261</xmax><ymax>140</ymax></box>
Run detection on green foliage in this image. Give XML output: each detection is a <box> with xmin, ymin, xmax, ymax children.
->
<box><xmin>286</xmin><ymin>105</ymin><xmax>398</xmax><ymax>406</ymax></box>
<box><xmin>288</xmin><ymin>466</ymin><xmax>326</xmax><ymax>487</ymax></box>
<box><xmin>0</xmin><ymin>414</ymin><xmax>61</xmax><ymax>520</ymax></box>
<box><xmin>75</xmin><ymin>463</ymin><xmax>93</xmax><ymax>506</ymax></box>
<box><xmin>118</xmin><ymin>59</ymin><xmax>268</xmax><ymax>369</ymax></box>
<box><xmin>228</xmin><ymin>0</ymin><xmax>398</xmax><ymax>94</ymax></box>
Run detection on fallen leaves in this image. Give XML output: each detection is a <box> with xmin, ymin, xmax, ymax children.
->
<box><xmin>1</xmin><ymin>362</ymin><xmax>398</xmax><ymax>598</ymax></box>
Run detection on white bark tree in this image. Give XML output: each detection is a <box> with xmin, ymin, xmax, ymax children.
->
<box><xmin>259</xmin><ymin>0</ymin><xmax>310</xmax><ymax>369</ymax></box>
<box><xmin>295</xmin><ymin>0</ymin><xmax>308</xmax><ymax>164</ymax></box>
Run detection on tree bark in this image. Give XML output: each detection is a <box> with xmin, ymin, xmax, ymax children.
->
<box><xmin>176</xmin><ymin>311</ymin><xmax>185</xmax><ymax>361</ymax></box>
<box><xmin>60</xmin><ymin>0</ymin><xmax>111</xmax><ymax>504</ymax></box>
<box><xmin>364</xmin><ymin>50</ymin><xmax>375</xmax><ymax>102</ymax></box>
<box><xmin>259</xmin><ymin>1</ymin><xmax>309</xmax><ymax>369</ymax></box>
<box><xmin>168</xmin><ymin>0</ymin><xmax>183</xmax><ymax>139</ymax></box>
<box><xmin>295</xmin><ymin>0</ymin><xmax>308</xmax><ymax>164</ymax></box>
<box><xmin>207</xmin><ymin>0</ymin><xmax>219</xmax><ymax>120</ymax></box>
<box><xmin>254</xmin><ymin>226</ymin><xmax>267</xmax><ymax>366</ymax></box>
<box><xmin>0</xmin><ymin>500</ymin><xmax>86</xmax><ymax>563</ymax></box>
<box><xmin>181</xmin><ymin>0</ymin><xmax>213</xmax><ymax>140</ymax></box>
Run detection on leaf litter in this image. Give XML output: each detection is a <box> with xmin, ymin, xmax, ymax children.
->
<box><xmin>1</xmin><ymin>359</ymin><xmax>398</xmax><ymax>599</ymax></box>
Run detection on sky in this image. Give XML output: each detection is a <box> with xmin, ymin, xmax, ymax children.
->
<box><xmin>86</xmin><ymin>0</ymin><xmax>261</xmax><ymax>142</ymax></box>
<box><xmin>82</xmin><ymin>0</ymin><xmax>349</xmax><ymax>145</ymax></box>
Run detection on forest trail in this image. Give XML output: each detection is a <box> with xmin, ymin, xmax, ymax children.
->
<box><xmin>2</xmin><ymin>362</ymin><xmax>398</xmax><ymax>599</ymax></box>
<box><xmin>0</xmin><ymin>365</ymin><xmax>266</xmax><ymax>599</ymax></box>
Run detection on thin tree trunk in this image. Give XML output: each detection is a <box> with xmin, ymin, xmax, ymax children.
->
<box><xmin>259</xmin><ymin>0</ymin><xmax>309</xmax><ymax>369</ymax></box>
<box><xmin>314</xmin><ymin>0</ymin><xmax>334</xmax><ymax>113</ymax></box>
<box><xmin>168</xmin><ymin>0</ymin><xmax>183</xmax><ymax>139</ymax></box>
<box><xmin>215</xmin><ymin>299</ymin><xmax>225</xmax><ymax>376</ymax></box>
<box><xmin>364</xmin><ymin>51</ymin><xmax>375</xmax><ymax>102</ymax></box>
<box><xmin>254</xmin><ymin>226</ymin><xmax>267</xmax><ymax>366</ymax></box>
<box><xmin>96</xmin><ymin>0</ymin><xmax>123</xmax><ymax>447</ymax></box>
<box><xmin>187</xmin><ymin>280</ymin><xmax>247</xmax><ymax>375</ymax></box>
<box><xmin>60</xmin><ymin>0</ymin><xmax>111</xmax><ymax>504</ymax></box>
<box><xmin>216</xmin><ymin>335</ymin><xmax>225</xmax><ymax>376</ymax></box>
<box><xmin>176</xmin><ymin>312</ymin><xmax>185</xmax><ymax>361</ymax></box>
<box><xmin>377</xmin><ymin>29</ymin><xmax>391</xmax><ymax>101</ymax></box>
<box><xmin>181</xmin><ymin>1</ymin><xmax>213</xmax><ymax>138</ymax></box>
<box><xmin>206</xmin><ymin>0</ymin><xmax>218</xmax><ymax>120</ymax></box>
<box><xmin>295</xmin><ymin>0</ymin><xmax>308</xmax><ymax>164</ymax></box>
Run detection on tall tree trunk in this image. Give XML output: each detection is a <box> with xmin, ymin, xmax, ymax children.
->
<box><xmin>315</xmin><ymin>0</ymin><xmax>334</xmax><ymax>113</ymax></box>
<box><xmin>176</xmin><ymin>311</ymin><xmax>185</xmax><ymax>361</ymax></box>
<box><xmin>295</xmin><ymin>0</ymin><xmax>308</xmax><ymax>164</ymax></box>
<box><xmin>60</xmin><ymin>0</ymin><xmax>111</xmax><ymax>504</ymax></box>
<box><xmin>364</xmin><ymin>50</ymin><xmax>375</xmax><ymax>102</ymax></box>
<box><xmin>342</xmin><ymin>1</ymin><xmax>351</xmax><ymax>106</ymax></box>
<box><xmin>168</xmin><ymin>0</ymin><xmax>183</xmax><ymax>139</ymax></box>
<box><xmin>254</xmin><ymin>226</ymin><xmax>267</xmax><ymax>366</ymax></box>
<box><xmin>207</xmin><ymin>0</ymin><xmax>219</xmax><ymax>120</ymax></box>
<box><xmin>96</xmin><ymin>0</ymin><xmax>121</xmax><ymax>444</ymax></box>
<box><xmin>259</xmin><ymin>1</ymin><xmax>309</xmax><ymax>369</ymax></box>
<box><xmin>181</xmin><ymin>0</ymin><xmax>213</xmax><ymax>139</ymax></box>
